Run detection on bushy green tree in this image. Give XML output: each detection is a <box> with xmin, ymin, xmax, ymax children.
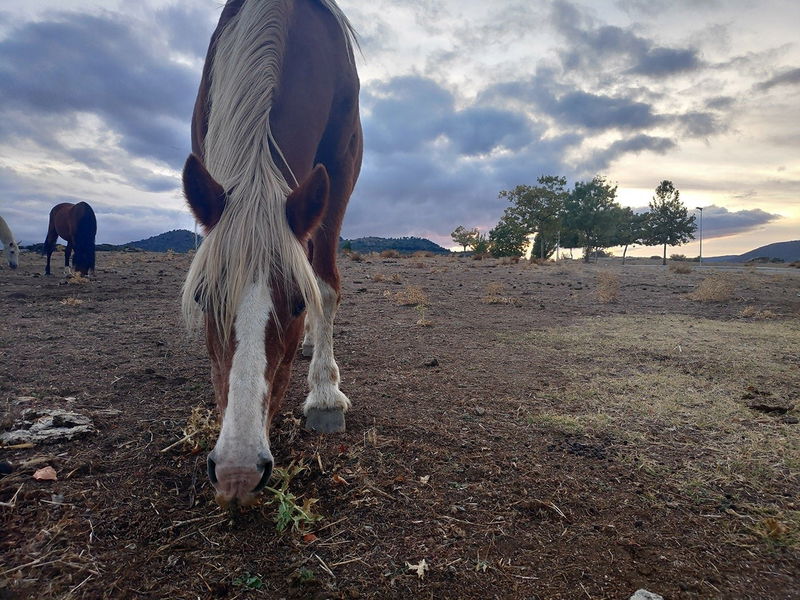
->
<box><xmin>563</xmin><ymin>176</ymin><xmax>619</xmax><ymax>262</ymax></box>
<box><xmin>489</xmin><ymin>212</ymin><xmax>528</xmax><ymax>257</ymax></box>
<box><xmin>499</xmin><ymin>175</ymin><xmax>567</xmax><ymax>260</ymax></box>
<box><xmin>608</xmin><ymin>206</ymin><xmax>647</xmax><ymax>264</ymax></box>
<box><xmin>450</xmin><ymin>225</ymin><xmax>480</xmax><ymax>252</ymax></box>
<box><xmin>472</xmin><ymin>232</ymin><xmax>491</xmax><ymax>256</ymax></box>
<box><xmin>641</xmin><ymin>181</ymin><xmax>696</xmax><ymax>265</ymax></box>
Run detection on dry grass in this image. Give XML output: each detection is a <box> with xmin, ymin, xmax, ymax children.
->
<box><xmin>789</xmin><ymin>261</ymin><xmax>800</xmax><ymax>269</ymax></box>
<box><xmin>481</xmin><ymin>282</ymin><xmax>520</xmax><ymax>305</ymax></box>
<box><xmin>670</xmin><ymin>263</ymin><xmax>693</xmax><ymax>274</ymax></box>
<box><xmin>508</xmin><ymin>314</ymin><xmax>800</xmax><ymax>548</ymax></box>
<box><xmin>739</xmin><ymin>306</ymin><xmax>777</xmax><ymax>320</ymax></box>
<box><xmin>66</xmin><ymin>272</ymin><xmax>90</xmax><ymax>285</ymax></box>
<box><xmin>595</xmin><ymin>271</ymin><xmax>620</xmax><ymax>303</ymax></box>
<box><xmin>394</xmin><ymin>285</ymin><xmax>429</xmax><ymax>306</ymax></box>
<box><xmin>415</xmin><ymin>304</ymin><xmax>433</xmax><ymax>327</ymax></box>
<box><xmin>412</xmin><ymin>250</ymin><xmax>434</xmax><ymax>258</ymax></box>
<box><xmin>689</xmin><ymin>274</ymin><xmax>735</xmax><ymax>302</ymax></box>
<box><xmin>372</xmin><ymin>272</ymin><xmax>401</xmax><ymax>284</ymax></box>
<box><xmin>347</xmin><ymin>251</ymin><xmax>363</xmax><ymax>262</ymax></box>
<box><xmin>60</xmin><ymin>297</ymin><xmax>84</xmax><ymax>306</ymax></box>
<box><xmin>380</xmin><ymin>249</ymin><xmax>401</xmax><ymax>258</ymax></box>
<box><xmin>182</xmin><ymin>405</ymin><xmax>219</xmax><ymax>452</ymax></box>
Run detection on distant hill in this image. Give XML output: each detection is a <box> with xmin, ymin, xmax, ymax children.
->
<box><xmin>341</xmin><ymin>236</ymin><xmax>449</xmax><ymax>255</ymax></box>
<box><xmin>127</xmin><ymin>229</ymin><xmax>200</xmax><ymax>253</ymax></box>
<box><xmin>706</xmin><ymin>240</ymin><xmax>800</xmax><ymax>263</ymax></box>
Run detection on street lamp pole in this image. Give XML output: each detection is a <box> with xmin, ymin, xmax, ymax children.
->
<box><xmin>696</xmin><ymin>207</ymin><xmax>703</xmax><ymax>265</ymax></box>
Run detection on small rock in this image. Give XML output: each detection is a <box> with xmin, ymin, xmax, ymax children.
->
<box><xmin>0</xmin><ymin>409</ymin><xmax>96</xmax><ymax>445</ymax></box>
<box><xmin>474</xmin><ymin>407</ymin><xmax>486</xmax><ymax>416</ymax></box>
<box><xmin>0</xmin><ymin>461</ymin><xmax>13</xmax><ymax>475</ymax></box>
<box><xmin>630</xmin><ymin>590</ymin><xmax>664</xmax><ymax>600</ymax></box>
<box><xmin>422</xmin><ymin>358</ymin><xmax>439</xmax><ymax>368</ymax></box>
<box><xmin>781</xmin><ymin>415</ymin><xmax>799</xmax><ymax>425</ymax></box>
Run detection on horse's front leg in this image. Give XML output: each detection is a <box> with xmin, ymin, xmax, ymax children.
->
<box><xmin>304</xmin><ymin>271</ymin><xmax>349</xmax><ymax>433</ymax></box>
<box><xmin>63</xmin><ymin>243</ymin><xmax>73</xmax><ymax>277</ymax></box>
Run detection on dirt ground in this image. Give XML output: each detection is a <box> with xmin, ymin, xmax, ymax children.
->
<box><xmin>1</xmin><ymin>250</ymin><xmax>799</xmax><ymax>600</ymax></box>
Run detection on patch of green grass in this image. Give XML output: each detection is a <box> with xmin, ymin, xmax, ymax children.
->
<box><xmin>264</xmin><ymin>461</ymin><xmax>323</xmax><ymax>533</ymax></box>
<box><xmin>233</xmin><ymin>572</ymin><xmax>265</xmax><ymax>590</ymax></box>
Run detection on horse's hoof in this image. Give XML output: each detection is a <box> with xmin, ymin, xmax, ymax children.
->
<box><xmin>301</xmin><ymin>344</ymin><xmax>314</xmax><ymax>358</ymax></box>
<box><xmin>305</xmin><ymin>408</ymin><xmax>345</xmax><ymax>433</ymax></box>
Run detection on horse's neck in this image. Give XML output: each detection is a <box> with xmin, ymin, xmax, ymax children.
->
<box><xmin>0</xmin><ymin>217</ymin><xmax>13</xmax><ymax>245</ymax></box>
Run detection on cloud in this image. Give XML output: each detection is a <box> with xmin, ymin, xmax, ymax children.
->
<box><xmin>348</xmin><ymin>74</ymin><xmax>580</xmax><ymax>243</ymax></box>
<box><xmin>0</xmin><ymin>164</ymin><xmax>191</xmax><ymax>246</ymax></box>
<box><xmin>699</xmin><ymin>205</ymin><xmax>782</xmax><ymax>239</ymax></box>
<box><xmin>0</xmin><ymin>10</ymin><xmax>199</xmax><ymax>169</ymax></box>
<box><xmin>585</xmin><ymin>134</ymin><xmax>676</xmax><ymax>173</ymax></box>
<box><xmin>757</xmin><ymin>67</ymin><xmax>800</xmax><ymax>91</ymax></box>
<box><xmin>551</xmin><ymin>0</ymin><xmax>702</xmax><ymax>78</ymax></box>
<box><xmin>479</xmin><ymin>70</ymin><xmax>663</xmax><ymax>132</ymax></box>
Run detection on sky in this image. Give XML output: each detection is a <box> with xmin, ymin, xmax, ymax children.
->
<box><xmin>0</xmin><ymin>0</ymin><xmax>797</xmax><ymax>258</ymax></box>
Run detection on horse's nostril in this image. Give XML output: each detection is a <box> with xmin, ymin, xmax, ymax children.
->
<box><xmin>207</xmin><ymin>456</ymin><xmax>218</xmax><ymax>484</ymax></box>
<box><xmin>253</xmin><ymin>453</ymin><xmax>273</xmax><ymax>493</ymax></box>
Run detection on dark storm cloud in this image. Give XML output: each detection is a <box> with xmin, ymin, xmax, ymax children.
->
<box><xmin>676</xmin><ymin>111</ymin><xmax>722</xmax><ymax>137</ymax></box>
<box><xmin>705</xmin><ymin>96</ymin><xmax>735</xmax><ymax>110</ymax></box>
<box><xmin>584</xmin><ymin>134</ymin><xmax>676</xmax><ymax>173</ymax></box>
<box><xmin>158</xmin><ymin>4</ymin><xmax>215</xmax><ymax>60</ymax></box>
<box><xmin>699</xmin><ymin>205</ymin><xmax>782</xmax><ymax>239</ymax></box>
<box><xmin>480</xmin><ymin>70</ymin><xmax>663</xmax><ymax>132</ymax></box>
<box><xmin>629</xmin><ymin>47</ymin><xmax>700</xmax><ymax>77</ymax></box>
<box><xmin>346</xmin><ymin>75</ymin><xmax>579</xmax><ymax>241</ymax></box>
<box><xmin>757</xmin><ymin>67</ymin><xmax>800</xmax><ymax>91</ymax></box>
<box><xmin>362</xmin><ymin>75</ymin><xmax>541</xmax><ymax>157</ymax></box>
<box><xmin>0</xmin><ymin>10</ymin><xmax>200</xmax><ymax>169</ymax></box>
<box><xmin>540</xmin><ymin>90</ymin><xmax>662</xmax><ymax>131</ymax></box>
<box><xmin>551</xmin><ymin>0</ymin><xmax>702</xmax><ymax>77</ymax></box>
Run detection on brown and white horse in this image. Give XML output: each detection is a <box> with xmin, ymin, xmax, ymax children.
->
<box><xmin>182</xmin><ymin>0</ymin><xmax>362</xmax><ymax>506</ymax></box>
<box><xmin>43</xmin><ymin>202</ymin><xmax>97</xmax><ymax>277</ymax></box>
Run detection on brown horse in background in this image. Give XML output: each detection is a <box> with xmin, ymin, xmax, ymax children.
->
<box><xmin>43</xmin><ymin>202</ymin><xmax>97</xmax><ymax>276</ymax></box>
<box><xmin>182</xmin><ymin>0</ymin><xmax>362</xmax><ymax>506</ymax></box>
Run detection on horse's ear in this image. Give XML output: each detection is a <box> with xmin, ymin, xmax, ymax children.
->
<box><xmin>183</xmin><ymin>154</ymin><xmax>226</xmax><ymax>231</ymax></box>
<box><xmin>286</xmin><ymin>164</ymin><xmax>329</xmax><ymax>240</ymax></box>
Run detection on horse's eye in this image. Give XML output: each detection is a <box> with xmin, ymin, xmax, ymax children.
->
<box><xmin>292</xmin><ymin>300</ymin><xmax>306</xmax><ymax>317</ymax></box>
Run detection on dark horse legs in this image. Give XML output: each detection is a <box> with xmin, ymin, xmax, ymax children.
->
<box><xmin>64</xmin><ymin>243</ymin><xmax>73</xmax><ymax>273</ymax></box>
<box><xmin>43</xmin><ymin>223</ymin><xmax>59</xmax><ymax>276</ymax></box>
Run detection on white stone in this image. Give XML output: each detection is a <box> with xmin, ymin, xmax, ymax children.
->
<box><xmin>630</xmin><ymin>590</ymin><xmax>664</xmax><ymax>600</ymax></box>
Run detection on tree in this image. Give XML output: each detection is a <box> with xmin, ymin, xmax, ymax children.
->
<box><xmin>489</xmin><ymin>212</ymin><xmax>528</xmax><ymax>257</ymax></box>
<box><xmin>562</xmin><ymin>176</ymin><xmax>619</xmax><ymax>262</ymax></box>
<box><xmin>608</xmin><ymin>206</ymin><xmax>646</xmax><ymax>265</ymax></box>
<box><xmin>530</xmin><ymin>224</ymin><xmax>559</xmax><ymax>260</ymax></box>
<box><xmin>472</xmin><ymin>232</ymin><xmax>491</xmax><ymax>256</ymax></box>
<box><xmin>641</xmin><ymin>180</ymin><xmax>697</xmax><ymax>265</ymax></box>
<box><xmin>451</xmin><ymin>225</ymin><xmax>479</xmax><ymax>252</ymax></box>
<box><xmin>499</xmin><ymin>175</ymin><xmax>567</xmax><ymax>260</ymax></box>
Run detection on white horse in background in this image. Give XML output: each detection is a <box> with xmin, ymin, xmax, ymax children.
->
<box><xmin>0</xmin><ymin>215</ymin><xmax>19</xmax><ymax>270</ymax></box>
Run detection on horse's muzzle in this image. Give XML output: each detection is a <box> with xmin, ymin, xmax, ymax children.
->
<box><xmin>207</xmin><ymin>450</ymin><xmax>273</xmax><ymax>506</ymax></box>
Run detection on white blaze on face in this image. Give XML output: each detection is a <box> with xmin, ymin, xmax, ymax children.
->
<box><xmin>214</xmin><ymin>280</ymin><xmax>273</xmax><ymax>468</ymax></box>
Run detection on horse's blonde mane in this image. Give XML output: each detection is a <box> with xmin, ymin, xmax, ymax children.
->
<box><xmin>0</xmin><ymin>215</ymin><xmax>15</xmax><ymax>246</ymax></box>
<box><xmin>182</xmin><ymin>0</ymin><xmax>356</xmax><ymax>341</ymax></box>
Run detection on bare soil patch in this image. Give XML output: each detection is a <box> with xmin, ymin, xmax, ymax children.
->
<box><xmin>1</xmin><ymin>252</ymin><xmax>799</xmax><ymax>599</ymax></box>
